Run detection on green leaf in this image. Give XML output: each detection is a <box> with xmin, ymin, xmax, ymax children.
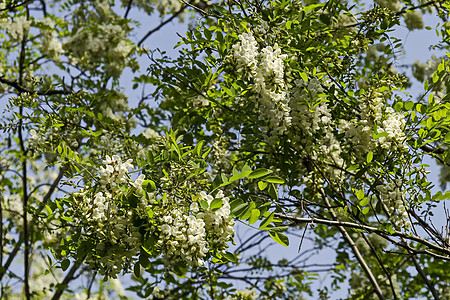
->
<box><xmin>142</xmin><ymin>180</ymin><xmax>156</xmax><ymax>192</ymax></box>
<box><xmin>134</xmin><ymin>262</ymin><xmax>141</xmax><ymax>278</ymax></box>
<box><xmin>210</xmin><ymin>198</ymin><xmax>223</xmax><ymax>210</ymax></box>
<box><xmin>127</xmin><ymin>193</ymin><xmax>139</xmax><ymax>208</ymax></box>
<box><xmin>232</xmin><ymin>203</ymin><xmax>249</xmax><ymax>217</ymax></box>
<box><xmin>359</xmin><ymin>197</ymin><xmax>369</xmax><ymax>207</ymax></box>
<box><xmin>240</xmin><ymin>202</ymin><xmax>256</xmax><ymax>220</ymax></box>
<box><xmin>300</xmin><ymin>72</ymin><xmax>308</xmax><ymax>82</ymax></box>
<box><xmin>445</xmin><ymin>132</ymin><xmax>450</xmax><ymax>143</ymax></box>
<box><xmin>139</xmin><ymin>252</ymin><xmax>150</xmax><ymax>268</ymax></box>
<box><xmin>432</xmin><ymin>72</ymin><xmax>439</xmax><ymax>83</ymax></box>
<box><xmin>258</xmin><ymin>181</ymin><xmax>268</xmax><ymax>190</ymax></box>
<box><xmin>356</xmin><ymin>189</ymin><xmax>364</xmax><ymax>200</ymax></box>
<box><xmin>286</xmin><ymin>20</ymin><xmax>292</xmax><ymax>29</ymax></box>
<box><xmin>199</xmin><ymin>199</ymin><xmax>209</xmax><ymax>210</ymax></box>
<box><xmin>404</xmin><ymin>100</ymin><xmax>414</xmax><ymax>111</ymax></box>
<box><xmin>248</xmin><ymin>209</ymin><xmax>260</xmax><ymax>224</ymax></box>
<box><xmin>268</xmin><ymin>183</ymin><xmax>278</xmax><ymax>200</ymax></box>
<box><xmin>45</xmin><ymin>205</ymin><xmax>53</xmax><ymax>216</ymax></box>
<box><xmin>346</xmin><ymin>164</ymin><xmax>359</xmax><ymax>171</ymax></box>
<box><xmin>61</xmin><ymin>259</ymin><xmax>70</xmax><ymax>271</ymax></box>
<box><xmin>319</xmin><ymin>14</ymin><xmax>330</xmax><ymax>25</ymax></box>
<box><xmin>248</xmin><ymin>168</ymin><xmax>273</xmax><ymax>179</ymax></box>
<box><xmin>61</xmin><ymin>216</ymin><xmax>73</xmax><ymax>222</ymax></box>
<box><xmin>394</xmin><ymin>101</ymin><xmax>403</xmax><ymax>112</ymax></box>
<box><xmin>269</xmin><ymin>231</ymin><xmax>289</xmax><ymax>247</ymax></box>
<box><xmin>221</xmin><ymin>174</ymin><xmax>228</xmax><ymax>183</ymax></box>
<box><xmin>362</xmin><ymin>207</ymin><xmax>370</xmax><ymax>214</ymax></box>
<box><xmin>229</xmin><ymin>171</ymin><xmax>251</xmax><ymax>182</ymax></box>
<box><xmin>366</xmin><ymin>151</ymin><xmax>373</xmax><ymax>163</ymax></box>
<box><xmin>202</xmin><ymin>147</ymin><xmax>212</xmax><ymax>159</ymax></box>
<box><xmin>194</xmin><ymin>140</ymin><xmax>205</xmax><ymax>157</ymax></box>
<box><xmin>259</xmin><ymin>212</ymin><xmax>274</xmax><ymax>229</ymax></box>
<box><xmin>372</xmin><ymin>132</ymin><xmax>389</xmax><ymax>139</ymax></box>
<box><xmin>264</xmin><ymin>176</ymin><xmax>284</xmax><ymax>184</ymax></box>
<box><xmin>204</xmin><ymin>28</ymin><xmax>212</xmax><ymax>40</ymax></box>
<box><xmin>222</xmin><ymin>86</ymin><xmax>235</xmax><ymax>97</ymax></box>
<box><xmin>242</xmin><ymin>165</ymin><xmax>252</xmax><ymax>173</ymax></box>
<box><xmin>268</xmin><ymin>226</ymin><xmax>289</xmax><ymax>232</ymax></box>
<box><xmin>375</xmin><ymin>200</ymin><xmax>382</xmax><ymax>214</ymax></box>
<box><xmin>223</xmin><ymin>251</ymin><xmax>237</xmax><ymax>263</ymax></box>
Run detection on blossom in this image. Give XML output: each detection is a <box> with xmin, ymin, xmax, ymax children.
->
<box><xmin>376</xmin><ymin>180</ymin><xmax>411</xmax><ymax>230</ymax></box>
<box><xmin>6</xmin><ymin>16</ymin><xmax>31</xmax><ymax>42</ymax></box>
<box><xmin>232</xmin><ymin>32</ymin><xmax>291</xmax><ymax>142</ymax></box>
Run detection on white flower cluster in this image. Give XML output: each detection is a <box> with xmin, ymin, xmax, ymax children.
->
<box><xmin>226</xmin><ymin>288</ymin><xmax>258</xmax><ymax>300</ymax></box>
<box><xmin>36</xmin><ymin>17</ymin><xmax>63</xmax><ymax>59</ymax></box>
<box><xmin>65</xmin><ymin>22</ymin><xmax>132</xmax><ymax>77</ymax></box>
<box><xmin>376</xmin><ymin>180</ymin><xmax>411</xmax><ymax>230</ymax></box>
<box><xmin>233</xmin><ymin>32</ymin><xmax>291</xmax><ymax>143</ymax></box>
<box><xmin>70</xmin><ymin>155</ymin><xmax>236</xmax><ymax>277</ymax></box>
<box><xmin>197</xmin><ymin>191</ymin><xmax>235</xmax><ymax>249</ymax></box>
<box><xmin>156</xmin><ymin>190</ymin><xmax>235</xmax><ymax>267</ymax></box>
<box><xmin>210</xmin><ymin>137</ymin><xmax>231</xmax><ymax>173</ymax></box>
<box><xmin>5</xmin><ymin>15</ymin><xmax>31</xmax><ymax>42</ymax></box>
<box><xmin>374</xmin><ymin>0</ymin><xmax>402</xmax><ymax>12</ymax></box>
<box><xmin>380</xmin><ymin>107</ymin><xmax>407</xmax><ymax>147</ymax></box>
<box><xmin>290</xmin><ymin>78</ymin><xmax>345</xmax><ymax>181</ymax></box>
<box><xmin>157</xmin><ymin>209</ymin><xmax>208</xmax><ymax>267</ymax></box>
<box><xmin>339</xmin><ymin>90</ymin><xmax>407</xmax><ymax>162</ymax></box>
<box><xmin>73</xmin><ymin>155</ymin><xmax>144</xmax><ymax>278</ymax></box>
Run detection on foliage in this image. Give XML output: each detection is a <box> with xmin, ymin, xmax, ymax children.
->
<box><xmin>1</xmin><ymin>0</ymin><xmax>450</xmax><ymax>299</ymax></box>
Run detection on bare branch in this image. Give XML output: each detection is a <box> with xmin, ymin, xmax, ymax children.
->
<box><xmin>319</xmin><ymin>189</ymin><xmax>386</xmax><ymax>300</ymax></box>
<box><xmin>137</xmin><ymin>4</ymin><xmax>188</xmax><ymax>47</ymax></box>
<box><xmin>275</xmin><ymin>213</ymin><xmax>450</xmax><ymax>258</ymax></box>
<box><xmin>0</xmin><ymin>76</ymin><xmax>72</xmax><ymax>96</ymax></box>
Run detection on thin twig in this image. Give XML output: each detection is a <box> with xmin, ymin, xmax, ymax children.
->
<box><xmin>407</xmin><ymin>244</ymin><xmax>441</xmax><ymax>300</ymax></box>
<box><xmin>275</xmin><ymin>213</ymin><xmax>450</xmax><ymax>257</ymax></box>
<box><xmin>50</xmin><ymin>259</ymin><xmax>84</xmax><ymax>300</ymax></box>
<box><xmin>123</xmin><ymin>0</ymin><xmax>133</xmax><ymax>19</ymax></box>
<box><xmin>319</xmin><ymin>189</ymin><xmax>386</xmax><ymax>300</ymax></box>
<box><xmin>137</xmin><ymin>4</ymin><xmax>188</xmax><ymax>47</ymax></box>
<box><xmin>360</xmin><ymin>233</ymin><xmax>398</xmax><ymax>300</ymax></box>
<box><xmin>0</xmin><ymin>76</ymin><xmax>71</xmax><ymax>95</ymax></box>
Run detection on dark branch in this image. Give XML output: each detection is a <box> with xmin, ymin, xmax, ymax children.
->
<box><xmin>0</xmin><ymin>76</ymin><xmax>72</xmax><ymax>96</ymax></box>
<box><xmin>137</xmin><ymin>4</ymin><xmax>188</xmax><ymax>47</ymax></box>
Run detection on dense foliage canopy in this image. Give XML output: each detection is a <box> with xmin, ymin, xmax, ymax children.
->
<box><xmin>1</xmin><ymin>0</ymin><xmax>450</xmax><ymax>299</ymax></box>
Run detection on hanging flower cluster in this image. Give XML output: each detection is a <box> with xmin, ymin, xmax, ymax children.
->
<box><xmin>339</xmin><ymin>89</ymin><xmax>408</xmax><ymax>160</ymax></box>
<box><xmin>232</xmin><ymin>32</ymin><xmax>291</xmax><ymax>143</ymax></box>
<box><xmin>71</xmin><ymin>155</ymin><xmax>143</xmax><ymax>278</ymax></box>
<box><xmin>64</xmin><ymin>10</ymin><xmax>134</xmax><ymax>78</ymax></box>
<box><xmin>36</xmin><ymin>17</ymin><xmax>64</xmax><ymax>59</ymax></box>
<box><xmin>153</xmin><ymin>190</ymin><xmax>235</xmax><ymax>268</ymax></box>
<box><xmin>376</xmin><ymin>180</ymin><xmax>411</xmax><ymax>230</ymax></box>
<box><xmin>5</xmin><ymin>15</ymin><xmax>31</xmax><ymax>42</ymax></box>
<box><xmin>66</xmin><ymin>154</ymin><xmax>236</xmax><ymax>278</ymax></box>
<box><xmin>290</xmin><ymin>78</ymin><xmax>346</xmax><ymax>181</ymax></box>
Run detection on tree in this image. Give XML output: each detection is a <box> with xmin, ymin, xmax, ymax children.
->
<box><xmin>0</xmin><ymin>0</ymin><xmax>450</xmax><ymax>298</ymax></box>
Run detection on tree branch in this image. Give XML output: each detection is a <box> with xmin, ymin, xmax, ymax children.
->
<box><xmin>0</xmin><ymin>165</ymin><xmax>67</xmax><ymax>282</ymax></box>
<box><xmin>137</xmin><ymin>4</ymin><xmax>188</xmax><ymax>47</ymax></box>
<box><xmin>319</xmin><ymin>188</ymin><xmax>386</xmax><ymax>300</ymax></box>
<box><xmin>0</xmin><ymin>76</ymin><xmax>72</xmax><ymax>96</ymax></box>
<box><xmin>51</xmin><ymin>259</ymin><xmax>84</xmax><ymax>300</ymax></box>
<box><xmin>274</xmin><ymin>213</ymin><xmax>450</xmax><ymax>258</ymax></box>
<box><xmin>407</xmin><ymin>245</ymin><xmax>441</xmax><ymax>300</ymax></box>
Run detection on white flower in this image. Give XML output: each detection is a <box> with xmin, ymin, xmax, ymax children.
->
<box><xmin>190</xmin><ymin>202</ymin><xmax>199</xmax><ymax>212</ymax></box>
<box><xmin>134</xmin><ymin>174</ymin><xmax>145</xmax><ymax>187</ymax></box>
<box><xmin>6</xmin><ymin>16</ymin><xmax>31</xmax><ymax>42</ymax></box>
